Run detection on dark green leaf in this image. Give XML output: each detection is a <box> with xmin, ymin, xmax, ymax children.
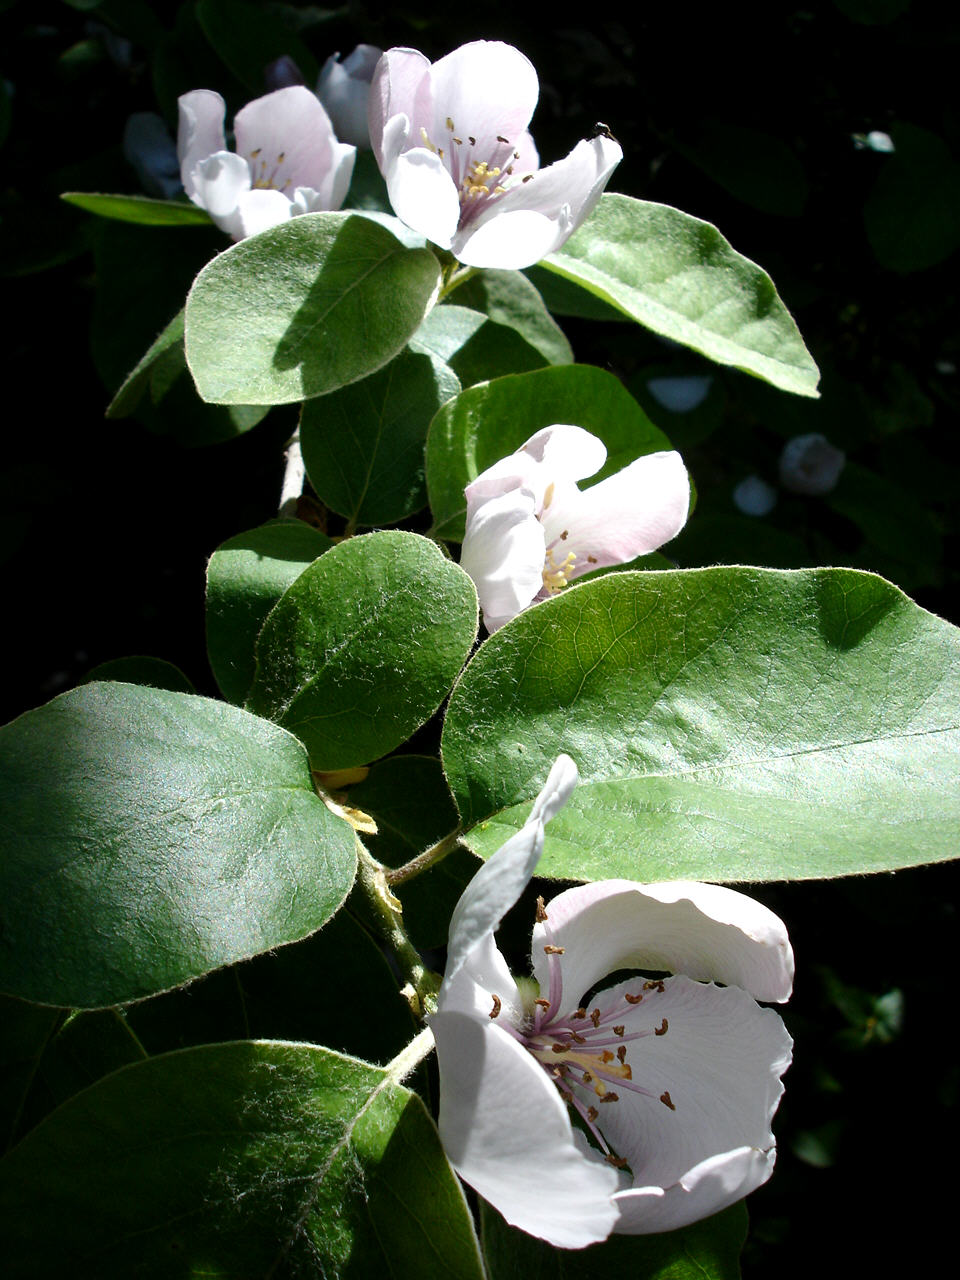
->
<box><xmin>0</xmin><ymin>1041</ymin><xmax>485</xmax><ymax>1279</ymax></box>
<box><xmin>541</xmin><ymin>194</ymin><xmax>820</xmax><ymax>397</ymax></box>
<box><xmin>60</xmin><ymin>192</ymin><xmax>212</xmax><ymax>226</ymax></box>
<box><xmin>0</xmin><ymin>683</ymin><xmax>356</xmax><ymax>1007</ymax></box>
<box><xmin>300</xmin><ymin>348</ymin><xmax>460</xmax><ymax>527</ymax></box>
<box><xmin>442</xmin><ymin>567</ymin><xmax>960</xmax><ymax>881</ymax></box>
<box><xmin>206</xmin><ymin>519</ymin><xmax>335</xmax><ymax>704</ymax></box>
<box><xmin>677</xmin><ymin>123</ymin><xmax>808</xmax><ymax>217</ymax></box>
<box><xmin>81</xmin><ymin>656</ymin><xmax>195</xmax><ymax>693</ymax></box>
<box><xmin>247</xmin><ymin>532</ymin><xmax>478</xmax><ymax>769</ymax></box>
<box><xmin>196</xmin><ymin>0</ymin><xmax>318</xmax><ymax>90</ymax></box>
<box><xmin>105</xmin><ymin>309</ymin><xmax>185</xmax><ymax>418</ymax></box>
<box><xmin>184</xmin><ymin>212</ymin><xmax>441</xmax><ymax>405</ymax></box>
<box><xmin>448</xmin><ymin>269</ymin><xmax>573</xmax><ymax>366</ymax></box>
<box><xmin>425</xmin><ymin>364</ymin><xmax>674</xmax><ymax>540</ymax></box>
<box><xmin>864</xmin><ymin>123</ymin><xmax>960</xmax><ymax>272</ymax></box>
<box><xmin>412</xmin><ymin>303</ymin><xmax>550</xmax><ymax>387</ymax></box>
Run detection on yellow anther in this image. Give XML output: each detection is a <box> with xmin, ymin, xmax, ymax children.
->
<box><xmin>542</xmin><ymin>548</ymin><xmax>577</xmax><ymax>594</ymax></box>
<box><xmin>446</xmin><ymin>116</ymin><xmax>455</xmax><ymax>130</ymax></box>
<box><xmin>419</xmin><ymin>127</ymin><xmax>438</xmax><ymax>154</ymax></box>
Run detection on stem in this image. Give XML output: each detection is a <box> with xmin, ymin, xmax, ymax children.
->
<box><xmin>384</xmin><ymin>827</ymin><xmax>463</xmax><ymax>885</ymax></box>
<box><xmin>110</xmin><ymin>1008</ymin><xmax>149</xmax><ymax>1059</ymax></box>
<box><xmin>438</xmin><ymin>263</ymin><xmax>479</xmax><ymax>301</ymax></box>
<box><xmin>386</xmin><ymin>1025</ymin><xmax>436</xmax><ymax>1084</ymax></box>
<box><xmin>278</xmin><ymin>426</ymin><xmax>305</xmax><ymax>516</ymax></box>
<box><xmin>355</xmin><ymin>840</ymin><xmax>441</xmax><ymax>1015</ymax></box>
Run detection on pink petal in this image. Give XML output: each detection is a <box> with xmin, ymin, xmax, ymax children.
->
<box><xmin>177</xmin><ymin>90</ymin><xmax>227</xmax><ymax>200</ymax></box>
<box><xmin>368</xmin><ymin>47</ymin><xmax>431</xmax><ymax>166</ymax></box>
<box><xmin>432</xmin><ymin>1011</ymin><xmax>621</xmax><ymax>1248</ymax></box>
<box><xmin>234</xmin><ymin>86</ymin><xmax>339</xmax><ymax>196</ymax></box>
<box><xmin>532</xmin><ymin>880</ymin><xmax>795</xmax><ymax>1011</ymax></box>
<box><xmin>426</xmin><ymin>41</ymin><xmax>539</xmax><ymax>171</ymax></box>
<box><xmin>614</xmin><ymin>1147</ymin><xmax>777</xmax><ymax>1235</ymax></box>
<box><xmin>488</xmin><ymin>134</ymin><xmax>622</xmax><ymax>238</ymax></box>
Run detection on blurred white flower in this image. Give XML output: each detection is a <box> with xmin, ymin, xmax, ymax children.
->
<box><xmin>779</xmin><ymin>433</ymin><xmax>846</xmax><ymax>496</ymax></box>
<box><xmin>646</xmin><ymin>375</ymin><xmax>713</xmax><ymax>413</ymax></box>
<box><xmin>177</xmin><ymin>86</ymin><xmax>355</xmax><ymax>240</ymax></box>
<box><xmin>432</xmin><ymin>755</ymin><xmax>794</xmax><ymax>1248</ymax></box>
<box><xmin>733</xmin><ymin>475</ymin><xmax>778</xmax><ymax>517</ymax></box>
<box><xmin>123</xmin><ymin>112</ymin><xmax>181</xmax><ymax>199</ymax></box>
<box><xmin>317</xmin><ymin>44</ymin><xmax>381</xmax><ymax>148</ymax></box>
<box><xmin>368</xmin><ymin>40</ymin><xmax>621</xmax><ymax>268</ymax></box>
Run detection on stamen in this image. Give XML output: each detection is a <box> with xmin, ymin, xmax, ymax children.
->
<box><xmin>536</xmin><ymin>895</ymin><xmax>548</xmax><ymax>922</ymax></box>
<box><xmin>600</xmin><ymin>1051</ymin><xmax>615</xmax><ymax>1064</ymax></box>
<box><xmin>446</xmin><ymin>116</ymin><xmax>455</xmax><ymax>130</ymax></box>
<box><xmin>587</xmin><ymin>1105</ymin><xmax>599</xmax><ymax>1122</ymax></box>
<box><xmin>489</xmin><ymin>994</ymin><xmax>502</xmax><ymax>1019</ymax></box>
<box><xmin>582</xmin><ymin>1070</ymin><xmax>593</xmax><ymax>1082</ymax></box>
<box><xmin>534</xmin><ymin>997</ymin><xmax>550</xmax><ymax>1010</ymax></box>
<box><xmin>606</xmin><ymin>1154</ymin><xmax>629</xmax><ymax>1168</ymax></box>
<box><xmin>497</xmin><ymin>134</ymin><xmax>510</xmax><ymax>143</ymax></box>
<box><xmin>250</xmin><ymin>148</ymin><xmax>261</xmax><ymax>158</ymax></box>
<box><xmin>542</xmin><ymin>547</ymin><xmax>577</xmax><ymax>594</ymax></box>
<box><xmin>598</xmin><ymin>1092</ymin><xmax>619</xmax><ymax>1104</ymax></box>
<box><xmin>617</xmin><ymin>1045</ymin><xmax>627</xmax><ymax>1064</ymax></box>
<box><xmin>419</xmin><ymin>127</ymin><xmax>438</xmax><ymax>154</ymax></box>
<box><xmin>644</xmin><ymin>979</ymin><xmax>665</xmax><ymax>993</ymax></box>
<box><xmin>574</xmin><ymin>1007</ymin><xmax>587</xmax><ymax>1020</ymax></box>
<box><xmin>543</xmin><ymin>944</ymin><xmax>564</xmax><ymax>955</ymax></box>
<box><xmin>660</xmin><ymin>1091</ymin><xmax>676</xmax><ymax>1110</ymax></box>
<box><xmin>655</xmin><ymin>1018</ymin><xmax>669</xmax><ymax>1036</ymax></box>
<box><xmin>613</xmin><ymin>1025</ymin><xmax>625</xmax><ymax>1037</ymax></box>
<box><xmin>590</xmin><ymin>1009</ymin><xmax>601</xmax><ymax>1028</ymax></box>
<box><xmin>522</xmin><ymin>174</ymin><xmax>534</xmax><ymax>183</ymax></box>
<box><xmin>542</xmin><ymin>482</ymin><xmax>555</xmax><ymax>509</ymax></box>
<box><xmin>625</xmin><ymin>992</ymin><xmax>643</xmax><ymax>1004</ymax></box>
<box><xmin>468</xmin><ymin>135</ymin><xmax>476</xmax><ymax>145</ymax></box>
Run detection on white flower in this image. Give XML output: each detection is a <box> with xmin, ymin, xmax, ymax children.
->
<box><xmin>123</xmin><ymin>112</ymin><xmax>182</xmax><ymax>199</ymax></box>
<box><xmin>177</xmin><ymin>86</ymin><xmax>356</xmax><ymax>240</ymax></box>
<box><xmin>779</xmin><ymin>432</ymin><xmax>846</xmax><ymax>496</ymax></box>
<box><xmin>367</xmin><ymin>41</ymin><xmax>622</xmax><ymax>269</ymax></box>
<box><xmin>459</xmin><ymin>425</ymin><xmax>690</xmax><ymax>631</ymax></box>
<box><xmin>431</xmin><ymin>755</ymin><xmax>794</xmax><ymax>1249</ymax></box>
<box><xmin>317</xmin><ymin>44</ymin><xmax>381</xmax><ymax>148</ymax></box>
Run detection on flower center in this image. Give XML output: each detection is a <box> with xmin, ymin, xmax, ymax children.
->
<box><xmin>418</xmin><ymin>118</ymin><xmax>533</xmax><ymax>220</ymax></box>
<box><xmin>247</xmin><ymin>148</ymin><xmax>291</xmax><ymax>191</ymax></box>
<box><xmin>490</xmin><ymin>896</ymin><xmax>677</xmax><ymax>1169</ymax></box>
<box><xmin>542</xmin><ymin>547</ymin><xmax>576</xmax><ymax>594</ymax></box>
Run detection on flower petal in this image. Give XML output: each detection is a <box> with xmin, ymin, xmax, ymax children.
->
<box><xmin>432</xmin><ymin>1010</ymin><xmax>621</xmax><ymax>1248</ymax></box>
<box><xmin>234</xmin><ymin>86</ymin><xmax>339</xmax><ymax>196</ymax></box>
<box><xmin>540</xmin><ymin>449</ymin><xmax>690</xmax><ymax>572</ymax></box>
<box><xmin>460</xmin><ymin>487</ymin><xmax>545</xmax><ymax>631</ymax></box>
<box><xmin>454</xmin><ymin>208</ymin><xmax>568</xmax><ymax>270</ymax></box>
<box><xmin>445</xmin><ymin>755</ymin><xmax>578</xmax><ymax>984</ymax></box>
<box><xmin>381</xmin><ymin>130</ymin><xmax>461</xmax><ymax>248</ymax></box>
<box><xmin>613</xmin><ymin>1146</ymin><xmax>776</xmax><ymax>1235</ymax></box>
<box><xmin>426</xmin><ymin>41</ymin><xmax>538</xmax><ymax>167</ymax></box>
<box><xmin>521</xmin><ymin>424</ymin><xmax>607</xmax><ymax>486</ymax></box>
<box><xmin>484</xmin><ymin>134</ymin><xmax>622</xmax><ymax>240</ymax></box>
<box><xmin>234</xmin><ymin>188</ymin><xmax>294</xmax><ymax>239</ymax></box>
<box><xmin>367</xmin><ymin>47</ymin><xmax>431</xmax><ymax>167</ymax></box>
<box><xmin>189</xmin><ymin>151</ymin><xmax>250</xmax><ymax>236</ymax></box>
<box><xmin>533</xmin><ymin>880</ymin><xmax>794</xmax><ymax>1010</ymax></box>
<box><xmin>177</xmin><ymin>90</ymin><xmax>227</xmax><ymax>201</ymax></box>
<box><xmin>436</xmin><ymin>930</ymin><xmax>522</xmax><ymax>1023</ymax></box>
<box><xmin>316</xmin><ymin>44</ymin><xmax>380</xmax><ymax>148</ymax></box>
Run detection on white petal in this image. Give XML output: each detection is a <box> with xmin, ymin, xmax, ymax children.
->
<box><xmin>432</xmin><ymin>1011</ymin><xmax>621</xmax><ymax>1248</ymax></box>
<box><xmin>491</xmin><ymin>134</ymin><xmax>622</xmax><ymax>236</ymax></box>
<box><xmin>460</xmin><ymin>487</ymin><xmax>545</xmax><ymax>631</ymax></box>
<box><xmin>613</xmin><ymin>1146</ymin><xmax>776</xmax><ymax>1235</ymax></box>
<box><xmin>444</xmin><ymin>755</ymin><xmax>578</xmax><ymax>984</ymax></box>
<box><xmin>368</xmin><ymin>47</ymin><xmax>431</xmax><ymax>167</ymax></box>
<box><xmin>540</xmin><ymin>449</ymin><xmax>691</xmax><ymax>573</ymax></box>
<box><xmin>521</xmin><ymin>424</ymin><xmax>607</xmax><ymax>485</ymax></box>
<box><xmin>234</xmin><ymin>188</ymin><xmax>293</xmax><ymax>239</ymax></box>
<box><xmin>317</xmin><ymin>46</ymin><xmax>380</xmax><ymax>147</ymax></box>
<box><xmin>533</xmin><ymin>880</ymin><xmax>794</xmax><ymax>1010</ymax></box>
<box><xmin>454</xmin><ymin>208</ymin><xmax>565</xmax><ymax>269</ymax></box>
<box><xmin>426</xmin><ymin>41</ymin><xmax>538</xmax><ymax>165</ymax></box>
<box><xmin>234</xmin><ymin>86</ymin><xmax>339</xmax><ymax>196</ymax></box>
<box><xmin>576</xmin><ymin>976</ymin><xmax>790</xmax><ymax>1190</ymax></box>
<box><xmin>177</xmin><ymin>90</ymin><xmax>227</xmax><ymax>200</ymax></box>
<box><xmin>189</xmin><ymin>150</ymin><xmax>250</xmax><ymax>231</ymax></box>
<box><xmin>435</xmin><ymin>930</ymin><xmax>522</xmax><ymax>1023</ymax></box>
<box><xmin>382</xmin><ymin>136</ymin><xmax>460</xmax><ymax>248</ymax></box>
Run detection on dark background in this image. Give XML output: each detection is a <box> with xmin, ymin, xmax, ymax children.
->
<box><xmin>1</xmin><ymin>1</ymin><xmax>957</xmax><ymax>1274</ymax></box>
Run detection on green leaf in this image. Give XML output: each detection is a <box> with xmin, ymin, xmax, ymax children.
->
<box><xmin>525</xmin><ymin>265</ymin><xmax>629</xmax><ymax>321</ymax></box>
<box><xmin>60</xmin><ymin>192</ymin><xmax>212</xmax><ymax>226</ymax></box>
<box><xmin>0</xmin><ymin>683</ymin><xmax>356</xmax><ymax>1007</ymax></box>
<box><xmin>105</xmin><ymin>309</ymin><xmax>185</xmax><ymax>418</ymax></box>
<box><xmin>206</xmin><ymin>519</ymin><xmax>335</xmax><ymax>704</ymax></box>
<box><xmin>184</xmin><ymin>212</ymin><xmax>441</xmax><ymax>405</ymax></box>
<box><xmin>0</xmin><ymin>997</ymin><xmax>61</xmax><ymax>1152</ymax></box>
<box><xmin>864</xmin><ymin>123</ymin><xmax>960</xmax><ymax>272</ymax></box>
<box><xmin>81</xmin><ymin>655</ymin><xmax>195</xmax><ymax>693</ymax></box>
<box><xmin>247</xmin><ymin>532</ymin><xmax>478</xmax><ymax>770</ymax></box>
<box><xmin>481</xmin><ymin>1200</ymin><xmax>747</xmax><ymax>1280</ymax></box>
<box><xmin>677</xmin><ymin>123</ymin><xmax>808</xmax><ymax>217</ymax></box>
<box><xmin>447</xmin><ymin>268</ymin><xmax>574</xmax><ymax>367</ymax></box>
<box><xmin>413</xmin><ymin>303</ymin><xmax>553</xmax><ymax>389</ymax></box>
<box><xmin>540</xmin><ymin>194</ymin><xmax>820</xmax><ymax>398</ymax></box>
<box><xmin>442</xmin><ymin>567</ymin><xmax>960</xmax><ymax>882</ymax></box>
<box><xmin>196</xmin><ymin>0</ymin><xmax>318</xmax><ymax>90</ymax></box>
<box><xmin>300</xmin><ymin>348</ymin><xmax>460</xmax><ymax>527</ymax></box>
<box><xmin>350</xmin><ymin>756</ymin><xmax>477</xmax><ymax>950</ymax></box>
<box><xmin>0</xmin><ymin>1041</ymin><xmax>486</xmax><ymax>1279</ymax></box>
<box><xmin>425</xmin><ymin>364</ymin><xmax>674</xmax><ymax>540</ymax></box>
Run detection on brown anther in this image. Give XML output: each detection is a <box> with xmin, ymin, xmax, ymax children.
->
<box><xmin>613</xmin><ymin>1025</ymin><xmax>625</xmax><ymax>1037</ymax></box>
<box><xmin>489</xmin><ymin>994</ymin><xmax>501</xmax><ymax>1019</ymax></box>
<box><xmin>600</xmin><ymin>1051</ymin><xmax>615</xmax><ymax>1063</ymax></box>
<box><xmin>625</xmin><ymin>993</ymin><xmax>643</xmax><ymax>1004</ymax></box>
<box><xmin>522</xmin><ymin>174</ymin><xmax>534</xmax><ymax>182</ymax></box>
<box><xmin>250</xmin><ymin>148</ymin><xmax>261</xmax><ymax>158</ymax></box>
<box><xmin>544</xmin><ymin>944</ymin><xmax>565</xmax><ymax>955</ymax></box>
<box><xmin>582</xmin><ymin>1070</ymin><xmax>593</xmax><ymax>1083</ymax></box>
<box><xmin>587</xmin><ymin>1106</ymin><xmax>599</xmax><ymax>1122</ymax></box>
<box><xmin>560</xmin><ymin>530</ymin><xmax>569</xmax><ymax>540</ymax></box>
<box><xmin>453</xmin><ymin>136</ymin><xmax>463</xmax><ymax>145</ymax></box>
<box><xmin>535</xmin><ymin>895</ymin><xmax>548</xmax><ymax>922</ymax></box>
<box><xmin>513</xmin><ymin>150</ymin><xmax>520</xmax><ymax>159</ymax></box>
<box><xmin>590</xmin><ymin>1009</ymin><xmax>601</xmax><ymax>1028</ymax></box>
<box><xmin>468</xmin><ymin>135</ymin><xmax>476</xmax><ymax>145</ymax></box>
<box><xmin>660</xmin><ymin>1091</ymin><xmax>676</xmax><ymax>1111</ymax></box>
<box><xmin>574</xmin><ymin>1007</ymin><xmax>588</xmax><ymax>1020</ymax></box>
<box><xmin>570</xmin><ymin>1031</ymin><xmax>586</xmax><ymax>1044</ymax></box>
<box><xmin>277</xmin><ymin>152</ymin><xmax>285</xmax><ymax>163</ymax></box>
<box><xmin>655</xmin><ymin>1018</ymin><xmax>669</xmax><ymax>1036</ymax></box>
<box><xmin>497</xmin><ymin>134</ymin><xmax>510</xmax><ymax>143</ymax></box>
<box><xmin>644</xmin><ymin>979</ymin><xmax>666</xmax><ymax>993</ymax></box>
<box><xmin>534</xmin><ymin>997</ymin><xmax>551</xmax><ymax>1010</ymax></box>
<box><xmin>606</xmin><ymin>1154</ymin><xmax>629</xmax><ymax>1169</ymax></box>
<box><xmin>598</xmin><ymin>1092</ymin><xmax>619</xmax><ymax>1104</ymax></box>
<box><xmin>551</xmin><ymin>1043</ymin><xmax>569</xmax><ymax>1053</ymax></box>
<box><xmin>506</xmin><ymin>165</ymin><xmax>514</xmax><ymax>174</ymax></box>
<box><xmin>587</xmin><ymin>555</ymin><xmax>598</xmax><ymax>564</ymax></box>
<box><xmin>616</xmin><ymin>1045</ymin><xmax>627</xmax><ymax>1064</ymax></box>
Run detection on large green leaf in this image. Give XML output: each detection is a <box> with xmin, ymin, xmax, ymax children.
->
<box><xmin>0</xmin><ymin>1040</ymin><xmax>485</xmax><ymax>1279</ymax></box>
<box><xmin>442</xmin><ymin>567</ymin><xmax>960</xmax><ymax>882</ymax></box>
<box><xmin>206</xmin><ymin>519</ymin><xmax>335</xmax><ymax>704</ymax></box>
<box><xmin>540</xmin><ymin>194</ymin><xmax>820</xmax><ymax>398</ymax></box>
<box><xmin>425</xmin><ymin>364</ymin><xmax>674</xmax><ymax>540</ymax></box>
<box><xmin>247</xmin><ymin>532</ymin><xmax>478</xmax><ymax>769</ymax></box>
<box><xmin>481</xmin><ymin>1200</ymin><xmax>747</xmax><ymax>1280</ymax></box>
<box><xmin>0</xmin><ymin>683</ymin><xmax>356</xmax><ymax>1007</ymax></box>
<box><xmin>411</xmin><ymin>303</ymin><xmax>551</xmax><ymax>388</ymax></box>
<box><xmin>60</xmin><ymin>192</ymin><xmax>212</xmax><ymax>227</ymax></box>
<box><xmin>300</xmin><ymin>348</ymin><xmax>460</xmax><ymax>527</ymax></box>
<box><xmin>185</xmin><ymin>212</ymin><xmax>441</xmax><ymax>405</ymax></box>
<box><xmin>105</xmin><ymin>308</ymin><xmax>185</xmax><ymax>418</ymax></box>
<box><xmin>447</xmin><ymin>268</ymin><xmax>574</xmax><ymax>367</ymax></box>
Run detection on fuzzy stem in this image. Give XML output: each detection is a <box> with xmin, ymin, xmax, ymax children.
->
<box><xmin>438</xmin><ymin>262</ymin><xmax>479</xmax><ymax>301</ymax></box>
<box><xmin>278</xmin><ymin>427</ymin><xmax>305</xmax><ymax>516</ymax></box>
<box><xmin>355</xmin><ymin>840</ymin><xmax>441</xmax><ymax>1015</ymax></box>
<box><xmin>384</xmin><ymin>827</ymin><xmax>463</xmax><ymax>885</ymax></box>
<box><xmin>385</xmin><ymin>1025</ymin><xmax>436</xmax><ymax>1084</ymax></box>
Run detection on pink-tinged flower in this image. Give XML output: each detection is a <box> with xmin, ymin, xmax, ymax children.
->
<box><xmin>317</xmin><ymin>44</ymin><xmax>382</xmax><ymax>148</ymax></box>
<box><xmin>367</xmin><ymin>41</ymin><xmax>622</xmax><ymax>269</ymax></box>
<box><xmin>431</xmin><ymin>755</ymin><xmax>794</xmax><ymax>1249</ymax></box>
<box><xmin>459</xmin><ymin>425</ymin><xmax>690</xmax><ymax>632</ymax></box>
<box><xmin>177</xmin><ymin>86</ymin><xmax>356</xmax><ymax>240</ymax></box>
